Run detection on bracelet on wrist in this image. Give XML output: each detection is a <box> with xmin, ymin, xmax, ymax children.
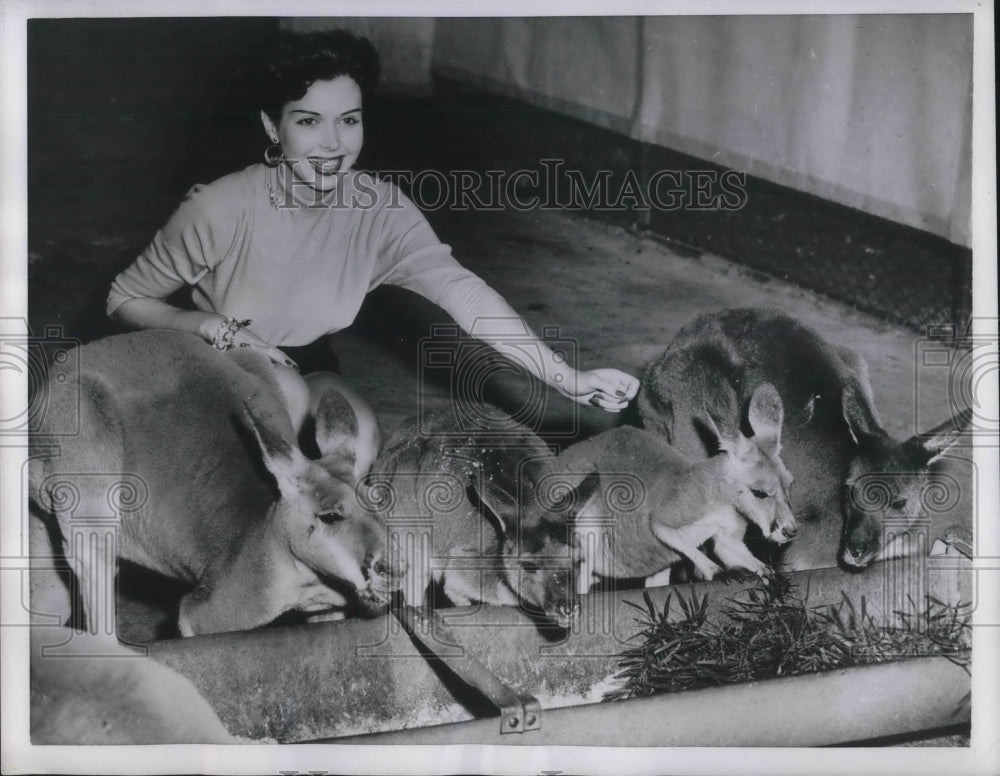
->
<box><xmin>211</xmin><ymin>317</ymin><xmax>253</xmax><ymax>351</ymax></box>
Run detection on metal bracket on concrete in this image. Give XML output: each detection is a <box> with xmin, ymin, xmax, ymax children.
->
<box><xmin>394</xmin><ymin>605</ymin><xmax>541</xmax><ymax>734</ymax></box>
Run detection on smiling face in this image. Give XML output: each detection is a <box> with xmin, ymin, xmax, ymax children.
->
<box><xmin>260</xmin><ymin>75</ymin><xmax>364</xmax><ymax>193</ymax></box>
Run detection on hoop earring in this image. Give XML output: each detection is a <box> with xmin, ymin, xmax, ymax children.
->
<box><xmin>264</xmin><ymin>142</ymin><xmax>284</xmax><ymax>167</ymax></box>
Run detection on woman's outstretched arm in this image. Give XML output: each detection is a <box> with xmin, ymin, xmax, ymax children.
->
<box><xmin>456</xmin><ymin>286</ymin><xmax>639</xmax><ymax>412</ymax></box>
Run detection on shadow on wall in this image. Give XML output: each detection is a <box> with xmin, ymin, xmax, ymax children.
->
<box><xmin>29</xmin><ymin>18</ymin><xmax>280</xmax><ymax>241</ymax></box>
<box><xmin>282</xmin><ymin>17</ymin><xmax>436</xmax><ymax>97</ymax></box>
<box><xmin>28</xmin><ymin>18</ymin><xmax>278</xmax><ymax>341</ymax></box>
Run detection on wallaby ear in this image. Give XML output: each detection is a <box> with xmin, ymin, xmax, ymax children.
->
<box><xmin>835</xmin><ymin>345</ymin><xmax>883</xmax><ymax>427</ymax></box>
<box><xmin>696</xmin><ymin>409</ymin><xmax>726</xmax><ymax>453</ymax></box>
<box><xmin>655</xmin><ymin>396</ymin><xmax>676</xmax><ymax>443</ymax></box>
<box><xmin>746</xmin><ymin>382</ymin><xmax>784</xmax><ymax>448</ymax></box>
<box><xmin>840</xmin><ymin>380</ymin><xmax>883</xmax><ymax>447</ymax></box>
<box><xmin>467</xmin><ymin>475</ymin><xmax>518</xmax><ymax>536</ymax></box>
<box><xmin>696</xmin><ymin>381</ymin><xmax>741</xmax><ymax>454</ymax></box>
<box><xmin>242</xmin><ymin>401</ymin><xmax>307</xmax><ymax>494</ymax></box>
<box><xmin>800</xmin><ymin>394</ymin><xmax>817</xmax><ymax>425</ymax></box>
<box><xmin>314</xmin><ymin>388</ymin><xmax>359</xmax><ymax>464</ymax></box>
<box><xmin>907</xmin><ymin>407</ymin><xmax>972</xmax><ymax>467</ymax></box>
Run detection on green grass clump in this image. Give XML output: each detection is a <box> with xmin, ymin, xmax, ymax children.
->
<box><xmin>606</xmin><ymin>574</ymin><xmax>971</xmax><ymax>701</ymax></box>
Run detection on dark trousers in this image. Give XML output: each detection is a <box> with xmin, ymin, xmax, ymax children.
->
<box><xmin>278</xmin><ymin>336</ymin><xmax>342</xmax><ymax>375</ymax></box>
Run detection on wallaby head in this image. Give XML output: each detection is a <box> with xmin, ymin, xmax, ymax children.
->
<box><xmin>467</xmin><ymin>463</ymin><xmax>601</xmax><ymax>628</ymax></box>
<box><xmin>700</xmin><ymin>382</ymin><xmax>798</xmax><ymax>545</ymax></box>
<box><xmin>245</xmin><ymin>390</ymin><xmax>404</xmax><ymax>613</ymax></box>
<box><xmin>638</xmin><ymin>308</ymin><xmax>974</xmax><ymax>573</ymax></box>
<box><xmin>839</xmin><ymin>386</ymin><xmax>971</xmax><ymax>569</ymax></box>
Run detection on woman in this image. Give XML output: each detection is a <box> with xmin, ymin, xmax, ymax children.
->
<box><xmin>107</xmin><ymin>29</ymin><xmax>639</xmax><ymax>435</ymax></box>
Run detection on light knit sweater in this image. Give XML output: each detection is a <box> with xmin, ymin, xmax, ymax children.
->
<box><xmin>107</xmin><ymin>163</ymin><xmax>503</xmax><ymax>346</ymax></box>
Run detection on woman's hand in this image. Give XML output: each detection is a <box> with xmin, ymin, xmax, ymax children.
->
<box><xmin>201</xmin><ymin>315</ymin><xmax>298</xmax><ymax>370</ymax></box>
<box><xmin>560</xmin><ymin>367</ymin><xmax>640</xmax><ymax>412</ymax></box>
<box><xmin>235</xmin><ymin>329</ymin><xmax>299</xmax><ymax>370</ymax></box>
<box><xmin>446</xmin><ymin>295</ymin><xmax>639</xmax><ymax>413</ymax></box>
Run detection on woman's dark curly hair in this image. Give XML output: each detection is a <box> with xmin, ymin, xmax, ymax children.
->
<box><xmin>259</xmin><ymin>30</ymin><xmax>381</xmax><ymax>123</ymax></box>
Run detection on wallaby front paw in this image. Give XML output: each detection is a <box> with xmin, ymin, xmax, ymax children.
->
<box><xmin>695</xmin><ymin>560</ymin><xmax>723</xmax><ymax>581</ymax></box>
<box><xmin>714</xmin><ymin>568</ymin><xmax>756</xmax><ymax>585</ymax></box>
<box><xmin>756</xmin><ymin>563</ymin><xmax>776</xmax><ymax>582</ymax></box>
<box><xmin>307</xmin><ymin>610</ymin><xmax>347</xmax><ymax>623</ymax></box>
<box><xmin>176</xmin><ymin>612</ymin><xmax>195</xmax><ymax>638</ymax></box>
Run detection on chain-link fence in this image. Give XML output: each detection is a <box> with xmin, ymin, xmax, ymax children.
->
<box><xmin>639</xmin><ymin>143</ymin><xmax>973</xmax><ymax>338</ymax></box>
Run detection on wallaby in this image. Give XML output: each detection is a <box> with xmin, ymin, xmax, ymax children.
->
<box><xmin>30</xmin><ymin>628</ymin><xmax>233</xmax><ymax>744</ymax></box>
<box><xmin>367</xmin><ymin>407</ymin><xmax>600</xmax><ymax>628</ymax></box>
<box><xmin>560</xmin><ymin>382</ymin><xmax>796</xmax><ymax>589</ymax></box>
<box><xmin>637</xmin><ymin>307</ymin><xmax>971</xmax><ymax>571</ymax></box>
<box><xmin>28</xmin><ymin>330</ymin><xmax>405</xmax><ymax>637</ymax></box>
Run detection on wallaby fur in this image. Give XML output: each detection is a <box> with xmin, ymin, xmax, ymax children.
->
<box><xmin>28</xmin><ymin>329</ymin><xmax>404</xmax><ymax>637</ymax></box>
<box><xmin>560</xmin><ymin>382</ymin><xmax>796</xmax><ymax>589</ymax></box>
<box><xmin>367</xmin><ymin>406</ymin><xmax>599</xmax><ymax>628</ymax></box>
<box><xmin>30</xmin><ymin>629</ymin><xmax>233</xmax><ymax>744</ymax></box>
<box><xmin>638</xmin><ymin>307</ymin><xmax>971</xmax><ymax>571</ymax></box>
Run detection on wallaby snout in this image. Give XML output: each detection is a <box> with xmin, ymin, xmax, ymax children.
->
<box><xmin>840</xmin><ymin>515</ymin><xmax>882</xmax><ymax>569</ymax></box>
<box><xmin>767</xmin><ymin>484</ymin><xmax>799</xmax><ymax>544</ymax></box>
<box><xmin>771</xmin><ymin>513</ymin><xmax>799</xmax><ymax>543</ymax></box>
<box><xmin>735</xmin><ymin>477</ymin><xmax>796</xmax><ymax>545</ymax></box>
<box><xmin>364</xmin><ymin>547</ymin><xmax>408</xmax><ymax>597</ymax></box>
<box><xmin>521</xmin><ymin>563</ymin><xmax>580</xmax><ymax>628</ymax></box>
<box><xmin>554</xmin><ymin>599</ymin><xmax>580</xmax><ymax>630</ymax></box>
<box><xmin>369</xmin><ymin>552</ymin><xmax>408</xmax><ymax>582</ymax></box>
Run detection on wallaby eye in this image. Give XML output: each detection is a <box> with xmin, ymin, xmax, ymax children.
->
<box><xmin>751</xmin><ymin>488</ymin><xmax>771</xmax><ymax>500</ymax></box>
<box><xmin>317</xmin><ymin>511</ymin><xmax>345</xmax><ymax>524</ymax></box>
<box><xmin>521</xmin><ymin>561</ymin><xmax>540</xmax><ymax>573</ymax></box>
<box><xmin>890</xmin><ymin>497</ymin><xmax>908</xmax><ymax>511</ymax></box>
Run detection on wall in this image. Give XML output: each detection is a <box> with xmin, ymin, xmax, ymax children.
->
<box><xmin>433</xmin><ymin>16</ymin><xmax>973</xmax><ymax>247</ymax></box>
<box><xmin>283</xmin><ymin>17</ymin><xmax>436</xmax><ymax>96</ymax></box>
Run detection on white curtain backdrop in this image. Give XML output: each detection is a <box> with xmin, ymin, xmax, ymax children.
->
<box><xmin>432</xmin><ymin>17</ymin><xmax>641</xmax><ymax>137</ymax></box>
<box><xmin>433</xmin><ymin>16</ymin><xmax>973</xmax><ymax>247</ymax></box>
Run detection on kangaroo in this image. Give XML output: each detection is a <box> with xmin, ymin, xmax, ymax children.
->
<box><xmin>561</xmin><ymin>382</ymin><xmax>796</xmax><ymax>589</ymax></box>
<box><xmin>637</xmin><ymin>307</ymin><xmax>970</xmax><ymax>571</ymax></box>
<box><xmin>366</xmin><ymin>407</ymin><xmax>600</xmax><ymax>628</ymax></box>
<box><xmin>28</xmin><ymin>329</ymin><xmax>405</xmax><ymax>637</ymax></box>
<box><xmin>30</xmin><ymin>628</ymin><xmax>233</xmax><ymax>744</ymax></box>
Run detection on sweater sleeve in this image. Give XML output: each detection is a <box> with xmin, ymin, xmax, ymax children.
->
<box><xmin>106</xmin><ymin>181</ymin><xmax>241</xmax><ymax>316</ymax></box>
<box><xmin>369</xmin><ymin>182</ymin><xmax>511</xmax><ymax>333</ymax></box>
